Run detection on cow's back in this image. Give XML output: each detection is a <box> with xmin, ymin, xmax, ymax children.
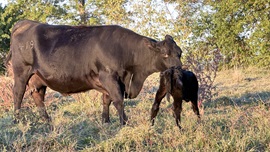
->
<box><xmin>11</xmin><ymin>20</ymin><xmax>138</xmax><ymax>70</ymax></box>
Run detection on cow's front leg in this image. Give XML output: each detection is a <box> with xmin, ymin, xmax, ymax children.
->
<box><xmin>99</xmin><ymin>71</ymin><xmax>127</xmax><ymax>125</ymax></box>
<box><xmin>102</xmin><ymin>93</ymin><xmax>112</xmax><ymax>123</ymax></box>
<box><xmin>31</xmin><ymin>86</ymin><xmax>50</xmax><ymax>122</ymax></box>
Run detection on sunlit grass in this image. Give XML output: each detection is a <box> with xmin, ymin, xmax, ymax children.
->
<box><xmin>0</xmin><ymin>68</ymin><xmax>270</xmax><ymax>151</ymax></box>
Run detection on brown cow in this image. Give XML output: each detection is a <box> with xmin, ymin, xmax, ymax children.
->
<box><xmin>6</xmin><ymin>20</ymin><xmax>182</xmax><ymax>125</ymax></box>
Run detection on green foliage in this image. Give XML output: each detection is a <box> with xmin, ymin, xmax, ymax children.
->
<box><xmin>58</xmin><ymin>0</ymin><xmax>128</xmax><ymax>25</ymax></box>
<box><xmin>184</xmin><ymin>44</ymin><xmax>222</xmax><ymax>103</ymax></box>
<box><xmin>199</xmin><ymin>0</ymin><xmax>270</xmax><ymax>68</ymax></box>
<box><xmin>99</xmin><ymin>0</ymin><xmax>129</xmax><ymax>25</ymax></box>
<box><xmin>165</xmin><ymin>0</ymin><xmax>270</xmax><ymax>68</ymax></box>
<box><xmin>1</xmin><ymin>0</ymin><xmax>270</xmax><ymax>73</ymax></box>
<box><xmin>0</xmin><ymin>0</ymin><xmax>65</xmax><ymax>73</ymax></box>
<box><xmin>0</xmin><ymin>0</ymin><xmax>129</xmax><ymax>69</ymax></box>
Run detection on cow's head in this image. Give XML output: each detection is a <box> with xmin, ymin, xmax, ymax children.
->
<box><xmin>144</xmin><ymin>35</ymin><xmax>182</xmax><ymax>71</ymax></box>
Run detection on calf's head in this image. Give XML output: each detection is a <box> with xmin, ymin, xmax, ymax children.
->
<box><xmin>144</xmin><ymin>35</ymin><xmax>182</xmax><ymax>71</ymax></box>
<box><xmin>161</xmin><ymin>67</ymin><xmax>183</xmax><ymax>95</ymax></box>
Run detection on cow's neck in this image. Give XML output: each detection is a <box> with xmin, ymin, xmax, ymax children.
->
<box><xmin>125</xmin><ymin>56</ymin><xmax>160</xmax><ymax>98</ymax></box>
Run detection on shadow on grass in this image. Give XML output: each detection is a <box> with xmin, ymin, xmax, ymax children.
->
<box><xmin>124</xmin><ymin>99</ymin><xmax>141</xmax><ymax>107</ymax></box>
<box><xmin>0</xmin><ymin>96</ymin><xmax>125</xmax><ymax>151</ymax></box>
<box><xmin>204</xmin><ymin>91</ymin><xmax>270</xmax><ymax>108</ymax></box>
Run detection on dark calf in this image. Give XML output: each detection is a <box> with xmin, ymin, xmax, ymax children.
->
<box><xmin>151</xmin><ymin>66</ymin><xmax>200</xmax><ymax>129</ymax></box>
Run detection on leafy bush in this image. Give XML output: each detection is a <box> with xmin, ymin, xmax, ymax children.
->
<box><xmin>183</xmin><ymin>46</ymin><xmax>223</xmax><ymax>105</ymax></box>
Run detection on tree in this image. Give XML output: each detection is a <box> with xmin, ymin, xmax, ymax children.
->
<box><xmin>60</xmin><ymin>0</ymin><xmax>128</xmax><ymax>25</ymax></box>
<box><xmin>201</xmin><ymin>0</ymin><xmax>270</xmax><ymax>67</ymax></box>
<box><xmin>0</xmin><ymin>0</ymin><xmax>65</xmax><ymax>73</ymax></box>
<box><xmin>166</xmin><ymin>0</ymin><xmax>269</xmax><ymax>68</ymax></box>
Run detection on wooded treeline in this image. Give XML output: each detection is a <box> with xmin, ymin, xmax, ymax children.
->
<box><xmin>0</xmin><ymin>0</ymin><xmax>269</xmax><ymax>73</ymax></box>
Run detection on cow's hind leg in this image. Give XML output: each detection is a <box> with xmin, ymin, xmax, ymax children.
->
<box><xmin>102</xmin><ymin>94</ymin><xmax>112</xmax><ymax>123</ymax></box>
<box><xmin>31</xmin><ymin>86</ymin><xmax>50</xmax><ymax>122</ymax></box>
<box><xmin>12</xmin><ymin>66</ymin><xmax>32</xmax><ymax>123</ymax></box>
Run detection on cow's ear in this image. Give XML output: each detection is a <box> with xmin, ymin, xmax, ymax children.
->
<box><xmin>143</xmin><ymin>38</ymin><xmax>157</xmax><ymax>51</ymax></box>
<box><xmin>160</xmin><ymin>41</ymin><xmax>169</xmax><ymax>58</ymax></box>
<box><xmin>165</xmin><ymin>35</ymin><xmax>174</xmax><ymax>41</ymax></box>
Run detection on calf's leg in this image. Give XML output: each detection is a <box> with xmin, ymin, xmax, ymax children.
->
<box><xmin>172</xmin><ymin>98</ymin><xmax>183</xmax><ymax>129</ymax></box>
<box><xmin>151</xmin><ymin>87</ymin><xmax>166</xmax><ymax>126</ymax></box>
<box><xmin>191</xmin><ymin>99</ymin><xmax>200</xmax><ymax>120</ymax></box>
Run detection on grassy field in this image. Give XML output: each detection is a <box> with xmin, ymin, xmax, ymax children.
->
<box><xmin>0</xmin><ymin>67</ymin><xmax>269</xmax><ymax>151</ymax></box>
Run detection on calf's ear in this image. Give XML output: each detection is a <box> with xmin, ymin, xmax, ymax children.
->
<box><xmin>143</xmin><ymin>38</ymin><xmax>157</xmax><ymax>51</ymax></box>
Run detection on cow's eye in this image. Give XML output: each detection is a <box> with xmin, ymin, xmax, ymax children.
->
<box><xmin>162</xmin><ymin>53</ymin><xmax>169</xmax><ymax>58</ymax></box>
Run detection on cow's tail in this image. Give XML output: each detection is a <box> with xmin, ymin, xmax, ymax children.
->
<box><xmin>5</xmin><ymin>24</ymin><xmax>16</xmax><ymax>67</ymax></box>
<box><xmin>4</xmin><ymin>20</ymin><xmax>24</xmax><ymax>68</ymax></box>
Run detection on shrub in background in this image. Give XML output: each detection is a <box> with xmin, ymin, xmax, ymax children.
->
<box><xmin>183</xmin><ymin>45</ymin><xmax>222</xmax><ymax>106</ymax></box>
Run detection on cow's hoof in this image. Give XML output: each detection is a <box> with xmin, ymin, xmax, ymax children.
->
<box><xmin>103</xmin><ymin>119</ymin><xmax>111</xmax><ymax>124</ymax></box>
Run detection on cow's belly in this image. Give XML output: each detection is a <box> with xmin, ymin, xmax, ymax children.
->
<box><xmin>46</xmin><ymin>79</ymin><xmax>92</xmax><ymax>93</ymax></box>
<box><xmin>30</xmin><ymin>71</ymin><xmax>107</xmax><ymax>94</ymax></box>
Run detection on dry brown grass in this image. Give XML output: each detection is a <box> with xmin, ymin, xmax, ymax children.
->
<box><xmin>0</xmin><ymin>76</ymin><xmax>13</xmax><ymax>109</ymax></box>
<box><xmin>0</xmin><ymin>67</ymin><xmax>269</xmax><ymax>151</ymax></box>
<box><xmin>214</xmin><ymin>67</ymin><xmax>270</xmax><ymax>98</ymax></box>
